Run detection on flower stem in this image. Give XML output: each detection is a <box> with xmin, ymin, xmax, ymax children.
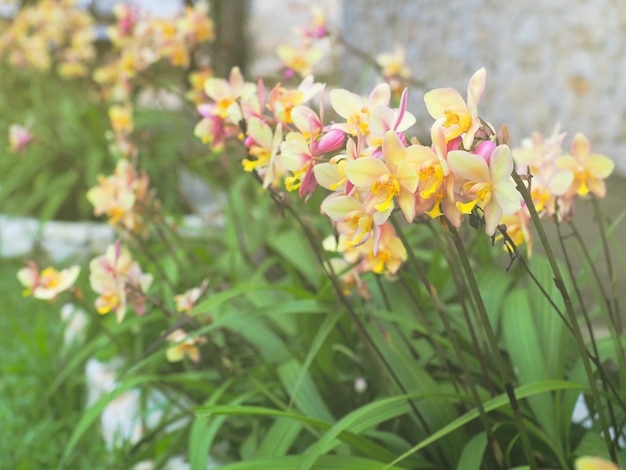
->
<box><xmin>511</xmin><ymin>171</ymin><xmax>617</xmax><ymax>463</ymax></box>
<box><xmin>445</xmin><ymin>219</ymin><xmax>537</xmax><ymax>469</ymax></box>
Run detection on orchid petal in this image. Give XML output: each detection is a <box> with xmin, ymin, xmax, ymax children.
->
<box><xmin>394</xmin><ymin>110</ymin><xmax>416</xmax><ymax>133</ymax></box>
<box><xmin>247</xmin><ymin>118</ymin><xmax>273</xmax><ymax>147</ymax></box>
<box><xmin>330</xmin><ymin>89</ymin><xmax>362</xmax><ymax>119</ymax></box>
<box><xmin>291</xmin><ymin>105</ymin><xmax>319</xmax><ymax>134</ymax></box>
<box><xmin>424</xmin><ymin>88</ymin><xmax>466</xmax><ymax>119</ymax></box>
<box><xmin>345</xmin><ymin>157</ymin><xmax>388</xmax><ymax>187</ymax></box>
<box><xmin>467</xmin><ymin>67</ymin><xmax>486</xmax><ymax>115</ymax></box>
<box><xmin>588</xmin><ymin>178</ymin><xmax>607</xmax><ymax>198</ymax></box>
<box><xmin>368</xmin><ymin>83</ymin><xmax>391</xmax><ymax>108</ymax></box>
<box><xmin>313</xmin><ymin>162</ymin><xmax>343</xmax><ymax>191</ymax></box>
<box><xmin>493</xmin><ymin>180</ymin><xmax>522</xmax><ymax>215</ymax></box>
<box><xmin>489</xmin><ymin>145</ymin><xmax>514</xmax><ymax>182</ymax></box>
<box><xmin>448</xmin><ymin>150</ymin><xmax>490</xmax><ymax>182</ymax></box>
<box><xmin>398</xmin><ymin>188</ymin><xmax>416</xmax><ymax>222</ymax></box>
<box><xmin>548</xmin><ymin>169</ymin><xmax>574</xmax><ymax>195</ymax></box>
<box><xmin>570</xmin><ymin>132</ymin><xmax>591</xmax><ymax>159</ymax></box>
<box><xmin>483</xmin><ymin>200</ymin><xmax>503</xmax><ymax>236</ymax></box>
<box><xmin>587</xmin><ymin>154</ymin><xmax>615</xmax><ymax>179</ymax></box>
<box><xmin>321</xmin><ymin>195</ymin><xmax>362</xmax><ymax>221</ymax></box>
<box><xmin>369</xmin><ymin>106</ymin><xmax>394</xmax><ymax>136</ymax></box>
<box><xmin>393</xmin><ymin>88</ymin><xmax>409</xmax><ymax>130</ymax></box>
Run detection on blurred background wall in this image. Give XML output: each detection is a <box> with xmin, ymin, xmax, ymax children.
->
<box><xmin>249</xmin><ymin>0</ymin><xmax>626</xmax><ymax>173</ymax></box>
<box><xmin>342</xmin><ymin>0</ymin><xmax>626</xmax><ymax>173</ymax></box>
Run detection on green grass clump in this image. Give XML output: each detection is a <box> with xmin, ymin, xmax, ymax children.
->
<box><xmin>0</xmin><ymin>258</ymin><xmax>108</xmax><ymax>469</ymax></box>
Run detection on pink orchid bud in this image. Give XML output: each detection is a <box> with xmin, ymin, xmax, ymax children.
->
<box><xmin>315</xmin><ymin>129</ymin><xmax>345</xmax><ymax>155</ymax></box>
<box><xmin>497</xmin><ymin>123</ymin><xmax>511</xmax><ymax>146</ymax></box>
<box><xmin>243</xmin><ymin>135</ymin><xmax>255</xmax><ymax>147</ymax></box>
<box><xmin>283</xmin><ymin>68</ymin><xmax>295</xmax><ymax>80</ymax></box>
<box><xmin>474</xmin><ymin>140</ymin><xmax>496</xmax><ymax>164</ymax></box>
<box><xmin>447</xmin><ymin>136</ymin><xmax>462</xmax><ymax>152</ymax></box>
<box><xmin>197</xmin><ymin>104</ymin><xmax>214</xmax><ymax>118</ymax></box>
<box><xmin>314</xmin><ymin>26</ymin><xmax>327</xmax><ymax>38</ymax></box>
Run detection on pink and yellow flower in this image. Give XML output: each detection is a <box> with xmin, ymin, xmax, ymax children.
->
<box><xmin>87</xmin><ymin>159</ymin><xmax>153</xmax><ymax>234</ymax></box>
<box><xmin>108</xmin><ymin>104</ymin><xmax>134</xmax><ymax>136</ymax></box>
<box><xmin>557</xmin><ymin>132</ymin><xmax>614</xmax><ymax>198</ymax></box>
<box><xmin>330</xmin><ymin>83</ymin><xmax>391</xmax><ymax>137</ymax></box>
<box><xmin>267</xmin><ymin>75</ymin><xmax>323</xmax><ymax>125</ymax></box>
<box><xmin>166</xmin><ymin>329</ymin><xmax>207</xmax><ymax>363</ymax></box>
<box><xmin>203</xmin><ymin>67</ymin><xmax>257</xmax><ymax>119</ymax></box>
<box><xmin>89</xmin><ymin>242</ymin><xmax>153</xmax><ymax>323</ymax></box>
<box><xmin>242</xmin><ymin>117</ymin><xmax>284</xmax><ymax>188</ymax></box>
<box><xmin>18</xmin><ymin>261</ymin><xmax>80</xmax><ymax>300</ymax></box>
<box><xmin>8</xmin><ymin>123</ymin><xmax>33</xmax><ymax>153</ymax></box>
<box><xmin>376</xmin><ymin>43</ymin><xmax>411</xmax><ymax>86</ymax></box>
<box><xmin>276</xmin><ymin>44</ymin><xmax>323</xmax><ymax>79</ymax></box>
<box><xmin>424</xmin><ymin>67</ymin><xmax>486</xmax><ymax>149</ymax></box>
<box><xmin>448</xmin><ymin>144</ymin><xmax>522</xmax><ymax>235</ymax></box>
<box><xmin>174</xmin><ymin>280</ymin><xmax>209</xmax><ymax>314</ymax></box>
<box><xmin>344</xmin><ymin>130</ymin><xmax>422</xmax><ymax>224</ymax></box>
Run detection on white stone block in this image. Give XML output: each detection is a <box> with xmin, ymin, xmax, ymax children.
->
<box><xmin>0</xmin><ymin>216</ymin><xmax>39</xmax><ymax>258</ymax></box>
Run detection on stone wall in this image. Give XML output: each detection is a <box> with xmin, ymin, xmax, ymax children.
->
<box><xmin>341</xmin><ymin>0</ymin><xmax>626</xmax><ymax>172</ymax></box>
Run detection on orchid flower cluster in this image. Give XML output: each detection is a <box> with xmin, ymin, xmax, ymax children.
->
<box><xmin>13</xmin><ymin>2</ymin><xmax>218</xmax><ymax>363</ymax></box>
<box><xmin>375</xmin><ymin>44</ymin><xmax>412</xmax><ymax>97</ymax></box>
<box><xmin>0</xmin><ymin>0</ymin><xmax>95</xmax><ymax>79</ymax></box>
<box><xmin>508</xmin><ymin>126</ymin><xmax>615</xmax><ymax>256</ymax></box>
<box><xmin>86</xmin><ymin>159</ymin><xmax>156</xmax><ymax>236</ymax></box>
<box><xmin>94</xmin><ymin>1</ymin><xmax>214</xmax><ymax>159</ymax></box>
<box><xmin>94</xmin><ymin>0</ymin><xmax>214</xmax><ymax>103</ymax></box>
<box><xmin>193</xmin><ymin>65</ymin><xmax>615</xmax><ymax>296</ymax></box>
<box><xmin>276</xmin><ymin>5</ymin><xmax>328</xmax><ymax>80</ymax></box>
<box><xmin>88</xmin><ymin>2</ymin><xmax>216</xmax><ymax>231</ymax></box>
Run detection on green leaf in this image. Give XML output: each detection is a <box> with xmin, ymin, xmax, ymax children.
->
<box><xmin>190</xmin><ymin>284</ymin><xmax>313</xmax><ymax>316</ymax></box>
<box><xmin>455</xmin><ymin>432</ymin><xmax>487</xmax><ymax>470</ymax></box>
<box><xmin>296</xmin><ymin>395</ymin><xmax>418</xmax><ymax>470</ymax></box>
<box><xmin>384</xmin><ymin>380</ymin><xmax>587</xmax><ymax>468</ymax></box>
<box><xmin>256</xmin><ymin>417</ymin><xmax>303</xmax><ymax>458</ymax></box>
<box><xmin>288</xmin><ymin>312</ymin><xmax>343</xmax><ymax>408</ymax></box>
<box><xmin>196</xmin><ymin>403</ymin><xmax>405</xmax><ymax>464</ymax></box>
<box><xmin>217</xmin><ymin>455</ymin><xmax>407</xmax><ymax>470</ymax></box>
<box><xmin>502</xmin><ymin>289</ymin><xmax>557</xmax><ymax>441</ymax></box>
<box><xmin>278</xmin><ymin>360</ymin><xmax>334</xmax><ymax>423</ymax></box>
<box><xmin>188</xmin><ymin>380</ymin><xmax>251</xmax><ymax>470</ymax></box>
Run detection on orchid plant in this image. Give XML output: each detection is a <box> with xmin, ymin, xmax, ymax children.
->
<box><xmin>6</xmin><ymin>2</ymin><xmax>625</xmax><ymax>469</ymax></box>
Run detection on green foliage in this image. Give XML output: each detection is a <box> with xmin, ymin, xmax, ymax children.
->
<box><xmin>3</xmin><ymin>5</ymin><xmax>626</xmax><ymax>470</ymax></box>
<box><xmin>0</xmin><ymin>259</ymin><xmax>108</xmax><ymax>468</ymax></box>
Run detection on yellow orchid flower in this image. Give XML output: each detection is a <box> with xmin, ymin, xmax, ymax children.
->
<box><xmin>424</xmin><ymin>67</ymin><xmax>486</xmax><ymax>149</ymax></box>
<box><xmin>448</xmin><ymin>144</ymin><xmax>521</xmax><ymax>236</ymax></box>
<box><xmin>557</xmin><ymin>132</ymin><xmax>614</xmax><ymax>198</ymax></box>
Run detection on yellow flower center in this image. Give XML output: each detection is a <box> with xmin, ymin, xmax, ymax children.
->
<box><xmin>457</xmin><ymin>181</ymin><xmax>492</xmax><ymax>214</ymax></box>
<box><xmin>242</xmin><ymin>146</ymin><xmax>270</xmax><ymax>172</ymax></box>
<box><xmin>371</xmin><ymin>174</ymin><xmax>401</xmax><ymax>213</ymax></box>
<box><xmin>288</xmin><ymin>56</ymin><xmax>309</xmax><ymax>74</ymax></box>
<box><xmin>347</xmin><ymin>107</ymin><xmax>370</xmax><ymax>135</ymax></box>
<box><xmin>575</xmin><ymin>167</ymin><xmax>591</xmax><ymax>196</ymax></box>
<box><xmin>345</xmin><ymin>211</ymin><xmax>373</xmax><ymax>246</ymax></box>
<box><xmin>531</xmin><ymin>187</ymin><xmax>551</xmax><ymax>213</ymax></box>
<box><xmin>329</xmin><ymin>159</ymin><xmax>348</xmax><ymax>191</ymax></box>
<box><xmin>285</xmin><ymin>164</ymin><xmax>309</xmax><ymax>192</ymax></box>
<box><xmin>215</xmin><ymin>98</ymin><xmax>234</xmax><ymax>119</ymax></box>
<box><xmin>96</xmin><ymin>293</ymin><xmax>119</xmax><ymax>314</ymax></box>
<box><xmin>40</xmin><ymin>267</ymin><xmax>61</xmax><ymax>289</ymax></box>
<box><xmin>274</xmin><ymin>89</ymin><xmax>303</xmax><ymax>124</ymax></box>
<box><xmin>418</xmin><ymin>162</ymin><xmax>445</xmax><ymax>199</ymax></box>
<box><xmin>443</xmin><ymin>107</ymin><xmax>472</xmax><ymax>138</ymax></box>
